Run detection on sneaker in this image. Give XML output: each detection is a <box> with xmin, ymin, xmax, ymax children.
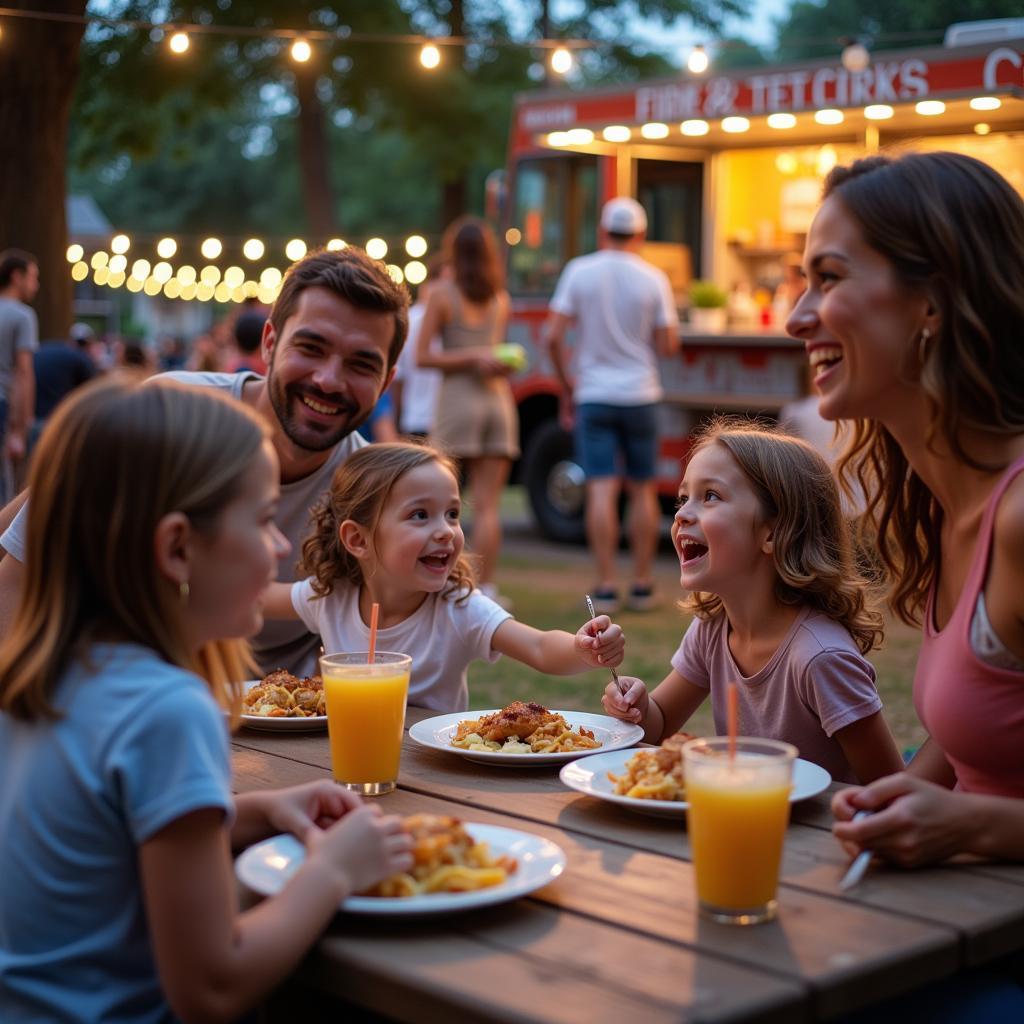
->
<box><xmin>627</xmin><ymin>583</ymin><xmax>657</xmax><ymax>612</ymax></box>
<box><xmin>480</xmin><ymin>582</ymin><xmax>515</xmax><ymax>612</ymax></box>
<box><xmin>589</xmin><ymin>587</ymin><xmax>620</xmax><ymax>615</ymax></box>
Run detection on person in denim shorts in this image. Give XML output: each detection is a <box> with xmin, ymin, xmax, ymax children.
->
<box><xmin>545</xmin><ymin>198</ymin><xmax>679</xmax><ymax>613</ymax></box>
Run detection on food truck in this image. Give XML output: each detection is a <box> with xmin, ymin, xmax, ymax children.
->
<box><xmin>500</xmin><ymin>26</ymin><xmax>1024</xmax><ymax>540</ymax></box>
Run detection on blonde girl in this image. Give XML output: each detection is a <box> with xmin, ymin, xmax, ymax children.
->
<box><xmin>264</xmin><ymin>440</ymin><xmax>624</xmax><ymax>710</ymax></box>
<box><xmin>0</xmin><ymin>376</ymin><xmax>412</xmax><ymax>1023</ymax></box>
<box><xmin>603</xmin><ymin>418</ymin><xmax>903</xmax><ymax>784</ymax></box>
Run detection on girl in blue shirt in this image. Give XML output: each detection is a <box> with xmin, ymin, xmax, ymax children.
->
<box><xmin>0</xmin><ymin>375</ymin><xmax>413</xmax><ymax>1023</ymax></box>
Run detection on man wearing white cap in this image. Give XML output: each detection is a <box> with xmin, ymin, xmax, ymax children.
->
<box><xmin>544</xmin><ymin>196</ymin><xmax>679</xmax><ymax>613</ymax></box>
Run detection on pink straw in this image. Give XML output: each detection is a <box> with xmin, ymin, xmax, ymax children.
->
<box><xmin>727</xmin><ymin>681</ymin><xmax>738</xmax><ymax>763</ymax></box>
<box><xmin>367</xmin><ymin>602</ymin><xmax>380</xmax><ymax>663</ymax></box>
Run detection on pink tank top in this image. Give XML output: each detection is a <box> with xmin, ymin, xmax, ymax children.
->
<box><xmin>914</xmin><ymin>455</ymin><xmax>1024</xmax><ymax>797</ymax></box>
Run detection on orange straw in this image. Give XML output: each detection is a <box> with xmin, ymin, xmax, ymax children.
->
<box><xmin>367</xmin><ymin>602</ymin><xmax>380</xmax><ymax>663</ymax></box>
<box><xmin>727</xmin><ymin>681</ymin><xmax>738</xmax><ymax>763</ymax></box>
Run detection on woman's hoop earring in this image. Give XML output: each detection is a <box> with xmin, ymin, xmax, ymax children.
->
<box><xmin>918</xmin><ymin>326</ymin><xmax>932</xmax><ymax>364</ymax></box>
<box><xmin>179</xmin><ymin>581</ymin><xmax>190</xmax><ymax>605</ymax></box>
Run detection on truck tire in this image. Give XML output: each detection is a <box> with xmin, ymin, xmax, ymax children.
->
<box><xmin>522</xmin><ymin>420</ymin><xmax>586</xmax><ymax>543</ymax></box>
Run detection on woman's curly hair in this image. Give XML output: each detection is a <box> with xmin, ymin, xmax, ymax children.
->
<box><xmin>681</xmin><ymin>416</ymin><xmax>884</xmax><ymax>655</ymax></box>
<box><xmin>300</xmin><ymin>440</ymin><xmax>475</xmax><ymax>603</ymax></box>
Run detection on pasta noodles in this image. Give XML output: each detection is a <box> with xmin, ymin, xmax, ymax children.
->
<box><xmin>243</xmin><ymin>670</ymin><xmax>326</xmax><ymax>718</ymax></box>
<box><xmin>362</xmin><ymin>814</ymin><xmax>516</xmax><ymax>898</ymax></box>
<box><xmin>608</xmin><ymin>733</ymin><xmax>695</xmax><ymax>801</ymax></box>
<box><xmin>451</xmin><ymin>700</ymin><xmax>602</xmax><ymax>754</ymax></box>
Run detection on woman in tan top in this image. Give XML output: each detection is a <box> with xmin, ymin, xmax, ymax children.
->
<box><xmin>417</xmin><ymin>218</ymin><xmax>519</xmax><ymax>600</ymax></box>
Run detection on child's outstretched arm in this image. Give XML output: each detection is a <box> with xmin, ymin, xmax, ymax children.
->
<box><xmin>603</xmin><ymin>668</ymin><xmax>708</xmax><ymax>744</ymax></box>
<box><xmin>490</xmin><ymin>614</ymin><xmax>624</xmax><ymax>676</ymax></box>
<box><xmin>261</xmin><ymin>581</ymin><xmax>301</xmax><ymax>620</ymax></box>
<box><xmin>833</xmin><ymin>711</ymin><xmax>905</xmax><ymax>784</ymax></box>
<box><xmin>140</xmin><ymin>800</ymin><xmax>412</xmax><ymax>1022</ymax></box>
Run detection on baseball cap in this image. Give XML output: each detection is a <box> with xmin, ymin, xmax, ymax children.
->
<box><xmin>600</xmin><ymin>197</ymin><xmax>648</xmax><ymax>235</ymax></box>
<box><xmin>70</xmin><ymin>322</ymin><xmax>95</xmax><ymax>344</ymax></box>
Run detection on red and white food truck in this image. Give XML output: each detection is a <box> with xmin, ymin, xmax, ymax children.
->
<box><xmin>498</xmin><ymin>26</ymin><xmax>1024</xmax><ymax>540</ymax></box>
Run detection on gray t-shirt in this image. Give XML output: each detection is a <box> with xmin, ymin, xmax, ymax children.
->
<box><xmin>670</xmin><ymin>606</ymin><xmax>883</xmax><ymax>783</ymax></box>
<box><xmin>0</xmin><ymin>298</ymin><xmax>39</xmax><ymax>403</ymax></box>
<box><xmin>0</xmin><ymin>370</ymin><xmax>366</xmax><ymax>676</ymax></box>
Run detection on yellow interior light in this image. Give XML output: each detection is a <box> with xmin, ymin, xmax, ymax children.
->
<box><xmin>814</xmin><ymin>109</ymin><xmax>844</xmax><ymax>126</ymax></box>
<box><xmin>71</xmin><ymin>261</ymin><xmax>89</xmax><ymax>282</ymax></box>
<box><xmin>284</xmin><ymin>239</ymin><xmax>307</xmax><ymax>261</ymax></box>
<box><xmin>200</xmin><ymin>238</ymin><xmax>222</xmax><ymax>260</ymax></box>
<box><xmin>602</xmin><ymin>125</ymin><xmax>631</xmax><ymax>143</ymax></box>
<box><xmin>864</xmin><ymin>104</ymin><xmax>894</xmax><ymax>120</ymax></box>
<box><xmin>223</xmin><ymin>266</ymin><xmax>245</xmax><ymax>289</ymax></box>
<box><xmin>680</xmin><ymin>119</ymin><xmax>709</xmax><ymax>136</ymax></box>
<box><xmin>767</xmin><ymin>113</ymin><xmax>797</xmax><ymax>129</ymax></box>
<box><xmin>156</xmin><ymin>238</ymin><xmax>177</xmax><ymax>259</ymax></box>
<box><xmin>404</xmin><ymin>260</ymin><xmax>427</xmax><ymax>285</ymax></box>
<box><xmin>970</xmin><ymin>97</ymin><xmax>1001</xmax><ymax>111</ymax></box>
<box><xmin>66</xmin><ymin>244</ymin><xmax>84</xmax><ymax>263</ymax></box>
<box><xmin>641</xmin><ymin>122</ymin><xmax>670</xmax><ymax>139</ymax></box>
<box><xmin>915</xmin><ymin>100</ymin><xmax>945</xmax><ymax>116</ymax></box>
<box><xmin>721</xmin><ymin>116</ymin><xmax>750</xmax><ymax>133</ymax></box>
<box><xmin>243</xmin><ymin>238</ymin><xmax>265</xmax><ymax>261</ymax></box>
<box><xmin>110</xmin><ymin>234</ymin><xmax>131</xmax><ymax>254</ymax></box>
<box><xmin>153</xmin><ymin>262</ymin><xmax>174</xmax><ymax>284</ymax></box>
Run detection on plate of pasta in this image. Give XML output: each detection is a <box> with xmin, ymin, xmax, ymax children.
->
<box><xmin>559</xmin><ymin>742</ymin><xmax>832</xmax><ymax>819</ymax></box>
<box><xmin>409</xmin><ymin>701</ymin><xmax>645</xmax><ymax>766</ymax></box>
<box><xmin>238</xmin><ymin>671</ymin><xmax>328</xmax><ymax>732</ymax></box>
<box><xmin>235</xmin><ymin>814</ymin><xmax>567</xmax><ymax>916</ymax></box>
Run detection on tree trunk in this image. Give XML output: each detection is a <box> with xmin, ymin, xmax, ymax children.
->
<box><xmin>0</xmin><ymin>1</ymin><xmax>85</xmax><ymax>340</ymax></box>
<box><xmin>440</xmin><ymin>0</ymin><xmax>467</xmax><ymax>228</ymax></box>
<box><xmin>293</xmin><ymin>61</ymin><xmax>337</xmax><ymax>238</ymax></box>
<box><xmin>441</xmin><ymin>179</ymin><xmax>467</xmax><ymax>231</ymax></box>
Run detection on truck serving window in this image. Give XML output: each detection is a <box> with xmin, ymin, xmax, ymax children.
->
<box><xmin>507</xmin><ymin>155</ymin><xmax>598</xmax><ymax>296</ymax></box>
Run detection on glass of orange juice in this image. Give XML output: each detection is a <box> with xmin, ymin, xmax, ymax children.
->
<box><xmin>320</xmin><ymin>652</ymin><xmax>412</xmax><ymax>796</ymax></box>
<box><xmin>683</xmin><ymin>737</ymin><xmax>796</xmax><ymax>925</ymax></box>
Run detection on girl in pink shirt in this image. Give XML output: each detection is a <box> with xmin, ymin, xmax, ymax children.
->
<box><xmin>787</xmin><ymin>151</ymin><xmax>1024</xmax><ymax>867</ymax></box>
<box><xmin>604</xmin><ymin>418</ymin><xmax>903</xmax><ymax>784</ymax></box>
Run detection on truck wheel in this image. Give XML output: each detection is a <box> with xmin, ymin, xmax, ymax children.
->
<box><xmin>522</xmin><ymin>420</ymin><xmax>586</xmax><ymax>543</ymax></box>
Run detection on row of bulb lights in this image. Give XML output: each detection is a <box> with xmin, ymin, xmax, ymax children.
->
<box><xmin>66</xmin><ymin>234</ymin><xmax>432</xmax><ymax>304</ymax></box>
<box><xmin>548</xmin><ymin>95</ymin><xmax>1005</xmax><ymax>143</ymax></box>
<box><xmin>166</xmin><ymin>29</ymin><xmax>581</xmax><ymax>76</ymax></box>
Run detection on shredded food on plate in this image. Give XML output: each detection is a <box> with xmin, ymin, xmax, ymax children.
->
<box><xmin>607</xmin><ymin>733</ymin><xmax>695</xmax><ymax>801</ymax></box>
<box><xmin>451</xmin><ymin>700</ymin><xmax>601</xmax><ymax>754</ymax></box>
<box><xmin>242</xmin><ymin>669</ymin><xmax>326</xmax><ymax>718</ymax></box>
<box><xmin>362</xmin><ymin>814</ymin><xmax>516</xmax><ymax>897</ymax></box>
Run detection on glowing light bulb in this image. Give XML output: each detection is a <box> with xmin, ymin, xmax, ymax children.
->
<box><xmin>721</xmin><ymin>116</ymin><xmax>750</xmax><ymax>133</ymax></box>
<box><xmin>767</xmin><ymin>113</ymin><xmax>797</xmax><ymax>129</ymax></box>
<box><xmin>420</xmin><ymin>43</ymin><xmax>441</xmax><ymax>69</ymax></box>
<box><xmin>110</xmin><ymin>234</ymin><xmax>130</xmax><ymax>254</ymax></box>
<box><xmin>687</xmin><ymin>45</ymin><xmax>709</xmax><ymax>75</ymax></box>
<box><xmin>66</xmin><ymin>244</ymin><xmax>84</xmax><ymax>263</ymax></box>
<box><xmin>404</xmin><ymin>260</ymin><xmax>427</xmax><ymax>284</ymax></box>
<box><xmin>168</xmin><ymin>31</ymin><xmax>190</xmax><ymax>55</ymax></box>
<box><xmin>970</xmin><ymin>97</ymin><xmax>1001</xmax><ymax>111</ymax></box>
<box><xmin>680</xmin><ymin>119</ymin><xmax>709</xmax><ymax>136</ymax></box>
<box><xmin>200</xmin><ymin>237</ymin><xmax>222</xmax><ymax>259</ymax></box>
<box><xmin>284</xmin><ymin>239</ymin><xmax>306</xmax><ymax>261</ymax></box>
<box><xmin>157</xmin><ymin>238</ymin><xmax>177</xmax><ymax>259</ymax></box>
<box><xmin>602</xmin><ymin>126</ymin><xmax>631</xmax><ymax>142</ymax></box>
<box><xmin>915</xmin><ymin>100</ymin><xmax>945</xmax><ymax>116</ymax></box>
<box><xmin>814</xmin><ymin>109</ymin><xmax>844</xmax><ymax>126</ymax></box>
<box><xmin>405</xmin><ymin>235</ymin><xmax>427</xmax><ymax>258</ymax></box>
<box><xmin>242</xmin><ymin>238</ymin><xmax>265</xmax><ymax>261</ymax></box>
<box><xmin>291</xmin><ymin>39</ymin><xmax>312</xmax><ymax>64</ymax></box>
<box><xmin>366</xmin><ymin>238</ymin><xmax>388</xmax><ymax>261</ymax></box>
<box><xmin>550</xmin><ymin>47</ymin><xmax>572</xmax><ymax>75</ymax></box>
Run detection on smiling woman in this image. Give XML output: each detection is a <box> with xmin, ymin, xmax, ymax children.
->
<box><xmin>786</xmin><ymin>153</ymin><xmax>1024</xmax><ymax>878</ymax></box>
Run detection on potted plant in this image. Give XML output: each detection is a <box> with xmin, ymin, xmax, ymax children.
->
<box><xmin>688</xmin><ymin>280</ymin><xmax>729</xmax><ymax>333</ymax></box>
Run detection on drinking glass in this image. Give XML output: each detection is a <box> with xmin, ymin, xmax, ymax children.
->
<box><xmin>320</xmin><ymin>652</ymin><xmax>411</xmax><ymax>796</ymax></box>
<box><xmin>683</xmin><ymin>736</ymin><xmax>796</xmax><ymax>924</ymax></box>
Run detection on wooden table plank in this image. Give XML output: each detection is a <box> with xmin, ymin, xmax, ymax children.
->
<box><xmin>295</xmin><ymin>903</ymin><xmax>807</xmax><ymax>1024</ymax></box>
<box><xmin>232</xmin><ymin>747</ymin><xmax>956</xmax><ymax>1019</ymax></box>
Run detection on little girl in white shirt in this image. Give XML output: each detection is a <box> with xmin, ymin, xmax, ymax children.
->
<box><xmin>264</xmin><ymin>440</ymin><xmax>624</xmax><ymax>710</ymax></box>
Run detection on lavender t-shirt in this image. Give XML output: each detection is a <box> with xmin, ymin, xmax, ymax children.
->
<box><xmin>670</xmin><ymin>607</ymin><xmax>882</xmax><ymax>783</ymax></box>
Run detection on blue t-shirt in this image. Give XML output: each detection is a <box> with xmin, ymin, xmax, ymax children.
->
<box><xmin>0</xmin><ymin>643</ymin><xmax>233</xmax><ymax>1023</ymax></box>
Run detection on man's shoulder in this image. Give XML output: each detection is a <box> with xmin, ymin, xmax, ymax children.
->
<box><xmin>158</xmin><ymin>370</ymin><xmax>253</xmax><ymax>395</ymax></box>
<box><xmin>0</xmin><ymin>298</ymin><xmax>36</xmax><ymax>327</ymax></box>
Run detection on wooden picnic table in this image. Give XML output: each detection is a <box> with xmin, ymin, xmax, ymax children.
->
<box><xmin>233</xmin><ymin>706</ymin><xmax>1024</xmax><ymax>1023</ymax></box>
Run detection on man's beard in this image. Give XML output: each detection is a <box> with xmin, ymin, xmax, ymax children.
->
<box><xmin>267</xmin><ymin>374</ymin><xmax>367</xmax><ymax>453</ymax></box>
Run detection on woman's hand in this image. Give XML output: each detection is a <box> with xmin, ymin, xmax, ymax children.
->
<box><xmin>473</xmin><ymin>349</ymin><xmax>509</xmax><ymax>377</ymax></box>
<box><xmin>304</xmin><ymin>805</ymin><xmax>413</xmax><ymax>898</ymax></box>
<box><xmin>601</xmin><ymin>675</ymin><xmax>649</xmax><ymax>726</ymax></box>
<box><xmin>576</xmin><ymin>614</ymin><xmax>625</xmax><ymax>669</ymax></box>
<box><xmin>263</xmin><ymin>780</ymin><xmax>365</xmax><ymax>837</ymax></box>
<box><xmin>832</xmin><ymin>772</ymin><xmax>976</xmax><ymax>867</ymax></box>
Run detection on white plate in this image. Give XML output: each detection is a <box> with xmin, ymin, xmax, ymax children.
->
<box><xmin>236</xmin><ymin>824</ymin><xmax>566</xmax><ymax>916</ymax></box>
<box><xmin>409</xmin><ymin>710</ymin><xmax>645</xmax><ymax>766</ymax></box>
<box><xmin>238</xmin><ymin>680</ymin><xmax>328</xmax><ymax>733</ymax></box>
<box><xmin>559</xmin><ymin>747</ymin><xmax>832</xmax><ymax>819</ymax></box>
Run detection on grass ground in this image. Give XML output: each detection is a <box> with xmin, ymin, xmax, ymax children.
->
<box><xmin>468</xmin><ymin>489</ymin><xmax>928</xmax><ymax>757</ymax></box>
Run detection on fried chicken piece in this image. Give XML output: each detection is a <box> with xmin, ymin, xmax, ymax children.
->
<box><xmin>471</xmin><ymin>701</ymin><xmax>560</xmax><ymax>744</ymax></box>
<box><xmin>262</xmin><ymin>669</ymin><xmax>300</xmax><ymax>691</ymax></box>
<box><xmin>655</xmin><ymin>732</ymin><xmax>696</xmax><ymax>772</ymax></box>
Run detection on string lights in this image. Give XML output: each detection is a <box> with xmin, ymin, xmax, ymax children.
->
<box><xmin>66</xmin><ymin>233</ymin><xmax>437</xmax><ymax>304</ymax></box>
<box><xmin>686</xmin><ymin>44</ymin><xmax>709</xmax><ymax>74</ymax></box>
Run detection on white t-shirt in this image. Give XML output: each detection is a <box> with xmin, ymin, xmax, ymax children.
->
<box><xmin>549</xmin><ymin>249</ymin><xmax>678</xmax><ymax>406</ymax></box>
<box><xmin>393</xmin><ymin>302</ymin><xmax>442</xmax><ymax>434</ymax></box>
<box><xmin>291</xmin><ymin>579</ymin><xmax>512</xmax><ymax>711</ymax></box>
